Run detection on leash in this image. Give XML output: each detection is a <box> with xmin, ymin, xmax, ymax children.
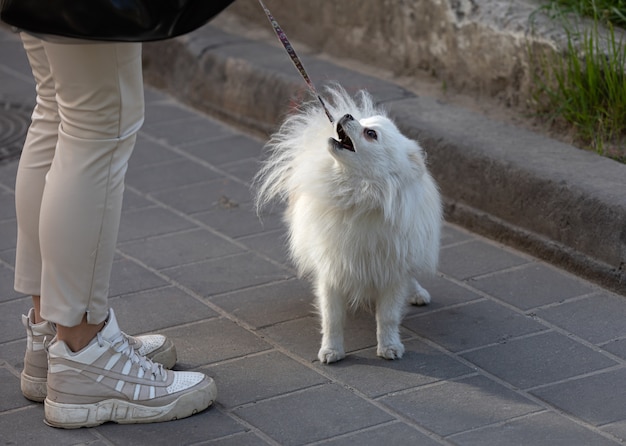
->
<box><xmin>257</xmin><ymin>0</ymin><xmax>334</xmax><ymax>123</ymax></box>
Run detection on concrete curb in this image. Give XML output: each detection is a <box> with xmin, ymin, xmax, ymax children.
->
<box><xmin>142</xmin><ymin>25</ymin><xmax>626</xmax><ymax>295</ymax></box>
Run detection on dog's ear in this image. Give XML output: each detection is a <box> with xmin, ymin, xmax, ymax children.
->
<box><xmin>407</xmin><ymin>142</ymin><xmax>427</xmax><ymax>174</ymax></box>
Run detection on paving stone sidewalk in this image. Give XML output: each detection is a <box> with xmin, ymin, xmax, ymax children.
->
<box><xmin>2</xmin><ymin>27</ymin><xmax>626</xmax><ymax>446</ymax></box>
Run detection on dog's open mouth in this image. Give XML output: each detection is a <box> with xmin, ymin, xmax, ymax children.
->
<box><xmin>331</xmin><ymin>122</ymin><xmax>355</xmax><ymax>152</ymax></box>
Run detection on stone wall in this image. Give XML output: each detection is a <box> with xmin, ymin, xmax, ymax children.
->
<box><xmin>222</xmin><ymin>0</ymin><xmax>564</xmax><ymax>106</ymax></box>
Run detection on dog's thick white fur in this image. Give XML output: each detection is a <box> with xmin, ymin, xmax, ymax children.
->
<box><xmin>254</xmin><ymin>85</ymin><xmax>442</xmax><ymax>363</ymax></box>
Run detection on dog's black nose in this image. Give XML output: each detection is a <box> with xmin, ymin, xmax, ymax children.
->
<box><xmin>342</xmin><ymin>114</ymin><xmax>354</xmax><ymax>122</ymax></box>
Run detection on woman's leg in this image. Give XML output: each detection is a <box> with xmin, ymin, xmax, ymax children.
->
<box><xmin>26</xmin><ymin>39</ymin><xmax>216</xmax><ymax>428</ymax></box>
<box><xmin>37</xmin><ymin>38</ymin><xmax>144</xmax><ymax>338</ymax></box>
<box><xmin>15</xmin><ymin>39</ymin><xmax>213</xmax><ymax>422</ymax></box>
<box><xmin>14</xmin><ymin>34</ymin><xmax>60</xmax><ymax>322</ymax></box>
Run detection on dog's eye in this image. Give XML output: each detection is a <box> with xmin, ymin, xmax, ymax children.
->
<box><xmin>364</xmin><ymin>129</ymin><xmax>377</xmax><ymax>140</ymax></box>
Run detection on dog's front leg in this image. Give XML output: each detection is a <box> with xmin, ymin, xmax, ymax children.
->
<box><xmin>376</xmin><ymin>291</ymin><xmax>405</xmax><ymax>360</ymax></box>
<box><xmin>317</xmin><ymin>282</ymin><xmax>346</xmax><ymax>364</ymax></box>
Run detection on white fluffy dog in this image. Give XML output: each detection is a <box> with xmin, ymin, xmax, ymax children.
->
<box><xmin>254</xmin><ymin>85</ymin><xmax>442</xmax><ymax>363</ymax></box>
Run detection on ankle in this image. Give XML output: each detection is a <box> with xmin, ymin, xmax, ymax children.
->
<box><xmin>32</xmin><ymin>296</ymin><xmax>44</xmax><ymax>324</ymax></box>
<box><xmin>57</xmin><ymin>315</ymin><xmax>105</xmax><ymax>353</ymax></box>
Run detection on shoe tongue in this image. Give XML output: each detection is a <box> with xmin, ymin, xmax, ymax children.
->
<box><xmin>100</xmin><ymin>308</ymin><xmax>123</xmax><ymax>342</ymax></box>
<box><xmin>25</xmin><ymin>308</ymin><xmax>57</xmax><ymax>336</ymax></box>
<box><xmin>32</xmin><ymin>319</ymin><xmax>56</xmax><ymax>336</ymax></box>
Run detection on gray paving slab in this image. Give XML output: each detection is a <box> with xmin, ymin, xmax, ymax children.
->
<box><xmin>0</xmin><ymin>263</ymin><xmax>21</xmax><ymax>303</ymax></box>
<box><xmin>0</xmin><ymin>297</ymin><xmax>31</xmax><ymax>344</ymax></box>
<box><xmin>405</xmin><ymin>274</ymin><xmax>483</xmax><ymax>312</ymax></box>
<box><xmin>234</xmin><ymin>384</ymin><xmax>396</xmax><ymax>446</ymax></box>
<box><xmin>211</xmin><ymin>279</ymin><xmax>311</xmax><ymax>329</ymax></box>
<box><xmin>108</xmin><ymin>257</ymin><xmax>169</xmax><ymax>297</ymax></box>
<box><xmin>321</xmin><ymin>422</ymin><xmax>443</xmax><ymax>446</ymax></box>
<box><xmin>194</xmin><ymin>203</ymin><xmax>285</xmax><ymax>239</ymax></box>
<box><xmin>131</xmin><ymin>135</ymin><xmax>182</xmax><ymax>166</ymax></box>
<box><xmin>438</xmin><ymin>239</ymin><xmax>531</xmax><ymax>280</ymax></box>
<box><xmin>0</xmin><ymin>190</ymin><xmax>16</xmax><ymax>220</ymax></box>
<box><xmin>461</xmin><ymin>331</ymin><xmax>617</xmax><ymax>389</ymax></box>
<box><xmin>1</xmin><ymin>337</ymin><xmax>24</xmax><ymax>373</ymax></box>
<box><xmin>164</xmin><ymin>318</ymin><xmax>273</xmax><ymax>368</ymax></box>
<box><xmin>469</xmin><ymin>263</ymin><xmax>597</xmax><ymax>310</ymax></box>
<box><xmin>2</xmin><ymin>24</ymin><xmax>626</xmax><ymax>445</ymax></box>
<box><xmin>0</xmin><ymin>405</ymin><xmax>100</xmax><ymax>445</ymax></box>
<box><xmin>0</xmin><ymin>167</ymin><xmax>17</xmax><ymax>190</ymax></box>
<box><xmin>403</xmin><ymin>299</ymin><xmax>548</xmax><ymax>353</ymax></box>
<box><xmin>0</xmin><ymin>219</ymin><xmax>17</xmax><ymax>251</ymax></box>
<box><xmin>238</xmin><ymin>230</ymin><xmax>290</xmax><ymax>265</ymax></box>
<box><xmin>603</xmin><ymin>421</ymin><xmax>626</xmax><ymax>443</ymax></box>
<box><xmin>117</xmin><ymin>206</ymin><xmax>197</xmax><ymax>242</ymax></box>
<box><xmin>126</xmin><ymin>157</ymin><xmax>222</xmax><ymax>192</ymax></box>
<box><xmin>603</xmin><ymin>339</ymin><xmax>626</xmax><ymax>361</ymax></box>
<box><xmin>119</xmin><ymin>228</ymin><xmax>244</xmax><ymax>270</ymax></box>
<box><xmin>150</xmin><ymin>178</ymin><xmax>253</xmax><ymax>215</ymax></box>
<box><xmin>531</xmin><ymin>368</ymin><xmax>626</xmax><ymax>426</ymax></box>
<box><xmin>109</xmin><ymin>286</ymin><xmax>219</xmax><ymax>336</ymax></box>
<box><xmin>535</xmin><ymin>293</ymin><xmax>626</xmax><ymax>345</ymax></box>
<box><xmin>221</xmin><ymin>157</ymin><xmax>263</xmax><ymax>184</ymax></box>
<box><xmin>182</xmin><ymin>133</ymin><xmax>263</xmax><ymax>166</ymax></box>
<box><xmin>0</xmin><ymin>366</ymin><xmax>29</xmax><ymax>412</ymax></box>
<box><xmin>449</xmin><ymin>411</ymin><xmax>619</xmax><ymax>446</ymax></box>
<box><xmin>163</xmin><ymin>252</ymin><xmax>292</xmax><ymax>297</ymax></box>
<box><xmin>209</xmin><ymin>433</ymin><xmax>271</xmax><ymax>446</ymax></box>
<box><xmin>141</xmin><ymin>115</ymin><xmax>238</xmax><ymax>147</ymax></box>
<box><xmin>258</xmin><ymin>315</ymin><xmax>341</xmax><ymax>364</ymax></box>
<box><xmin>120</xmin><ymin>187</ymin><xmax>154</xmax><ymax>211</ymax></box>
<box><xmin>204</xmin><ymin>350</ymin><xmax>328</xmax><ymax>409</ymax></box>
<box><xmin>379</xmin><ymin>375</ymin><xmax>542</xmax><ymax>437</ymax></box>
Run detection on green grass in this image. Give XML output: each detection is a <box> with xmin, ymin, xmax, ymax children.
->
<box><xmin>530</xmin><ymin>1</ymin><xmax>626</xmax><ymax>162</ymax></box>
<box><xmin>546</xmin><ymin>0</ymin><xmax>626</xmax><ymax>28</ymax></box>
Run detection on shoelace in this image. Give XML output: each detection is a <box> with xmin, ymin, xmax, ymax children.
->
<box><xmin>98</xmin><ymin>332</ymin><xmax>165</xmax><ymax>380</ymax></box>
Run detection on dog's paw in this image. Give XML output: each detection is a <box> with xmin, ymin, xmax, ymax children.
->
<box><xmin>377</xmin><ymin>342</ymin><xmax>405</xmax><ymax>360</ymax></box>
<box><xmin>410</xmin><ymin>284</ymin><xmax>431</xmax><ymax>306</ymax></box>
<box><xmin>318</xmin><ymin>347</ymin><xmax>346</xmax><ymax>364</ymax></box>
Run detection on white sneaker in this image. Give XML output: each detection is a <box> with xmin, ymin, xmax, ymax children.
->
<box><xmin>21</xmin><ymin>309</ymin><xmax>56</xmax><ymax>402</ymax></box>
<box><xmin>44</xmin><ymin>309</ymin><xmax>216</xmax><ymax>428</ymax></box>
<box><xmin>21</xmin><ymin>308</ymin><xmax>177</xmax><ymax>402</ymax></box>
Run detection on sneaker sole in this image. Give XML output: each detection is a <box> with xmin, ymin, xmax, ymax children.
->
<box><xmin>43</xmin><ymin>377</ymin><xmax>217</xmax><ymax>429</ymax></box>
<box><xmin>21</xmin><ymin>371</ymin><xmax>47</xmax><ymax>403</ymax></box>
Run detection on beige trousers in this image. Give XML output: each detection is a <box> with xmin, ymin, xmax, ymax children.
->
<box><xmin>14</xmin><ymin>34</ymin><xmax>144</xmax><ymax>327</ymax></box>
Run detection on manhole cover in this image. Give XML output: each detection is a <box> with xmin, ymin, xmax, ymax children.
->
<box><xmin>0</xmin><ymin>102</ymin><xmax>32</xmax><ymax>165</ymax></box>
